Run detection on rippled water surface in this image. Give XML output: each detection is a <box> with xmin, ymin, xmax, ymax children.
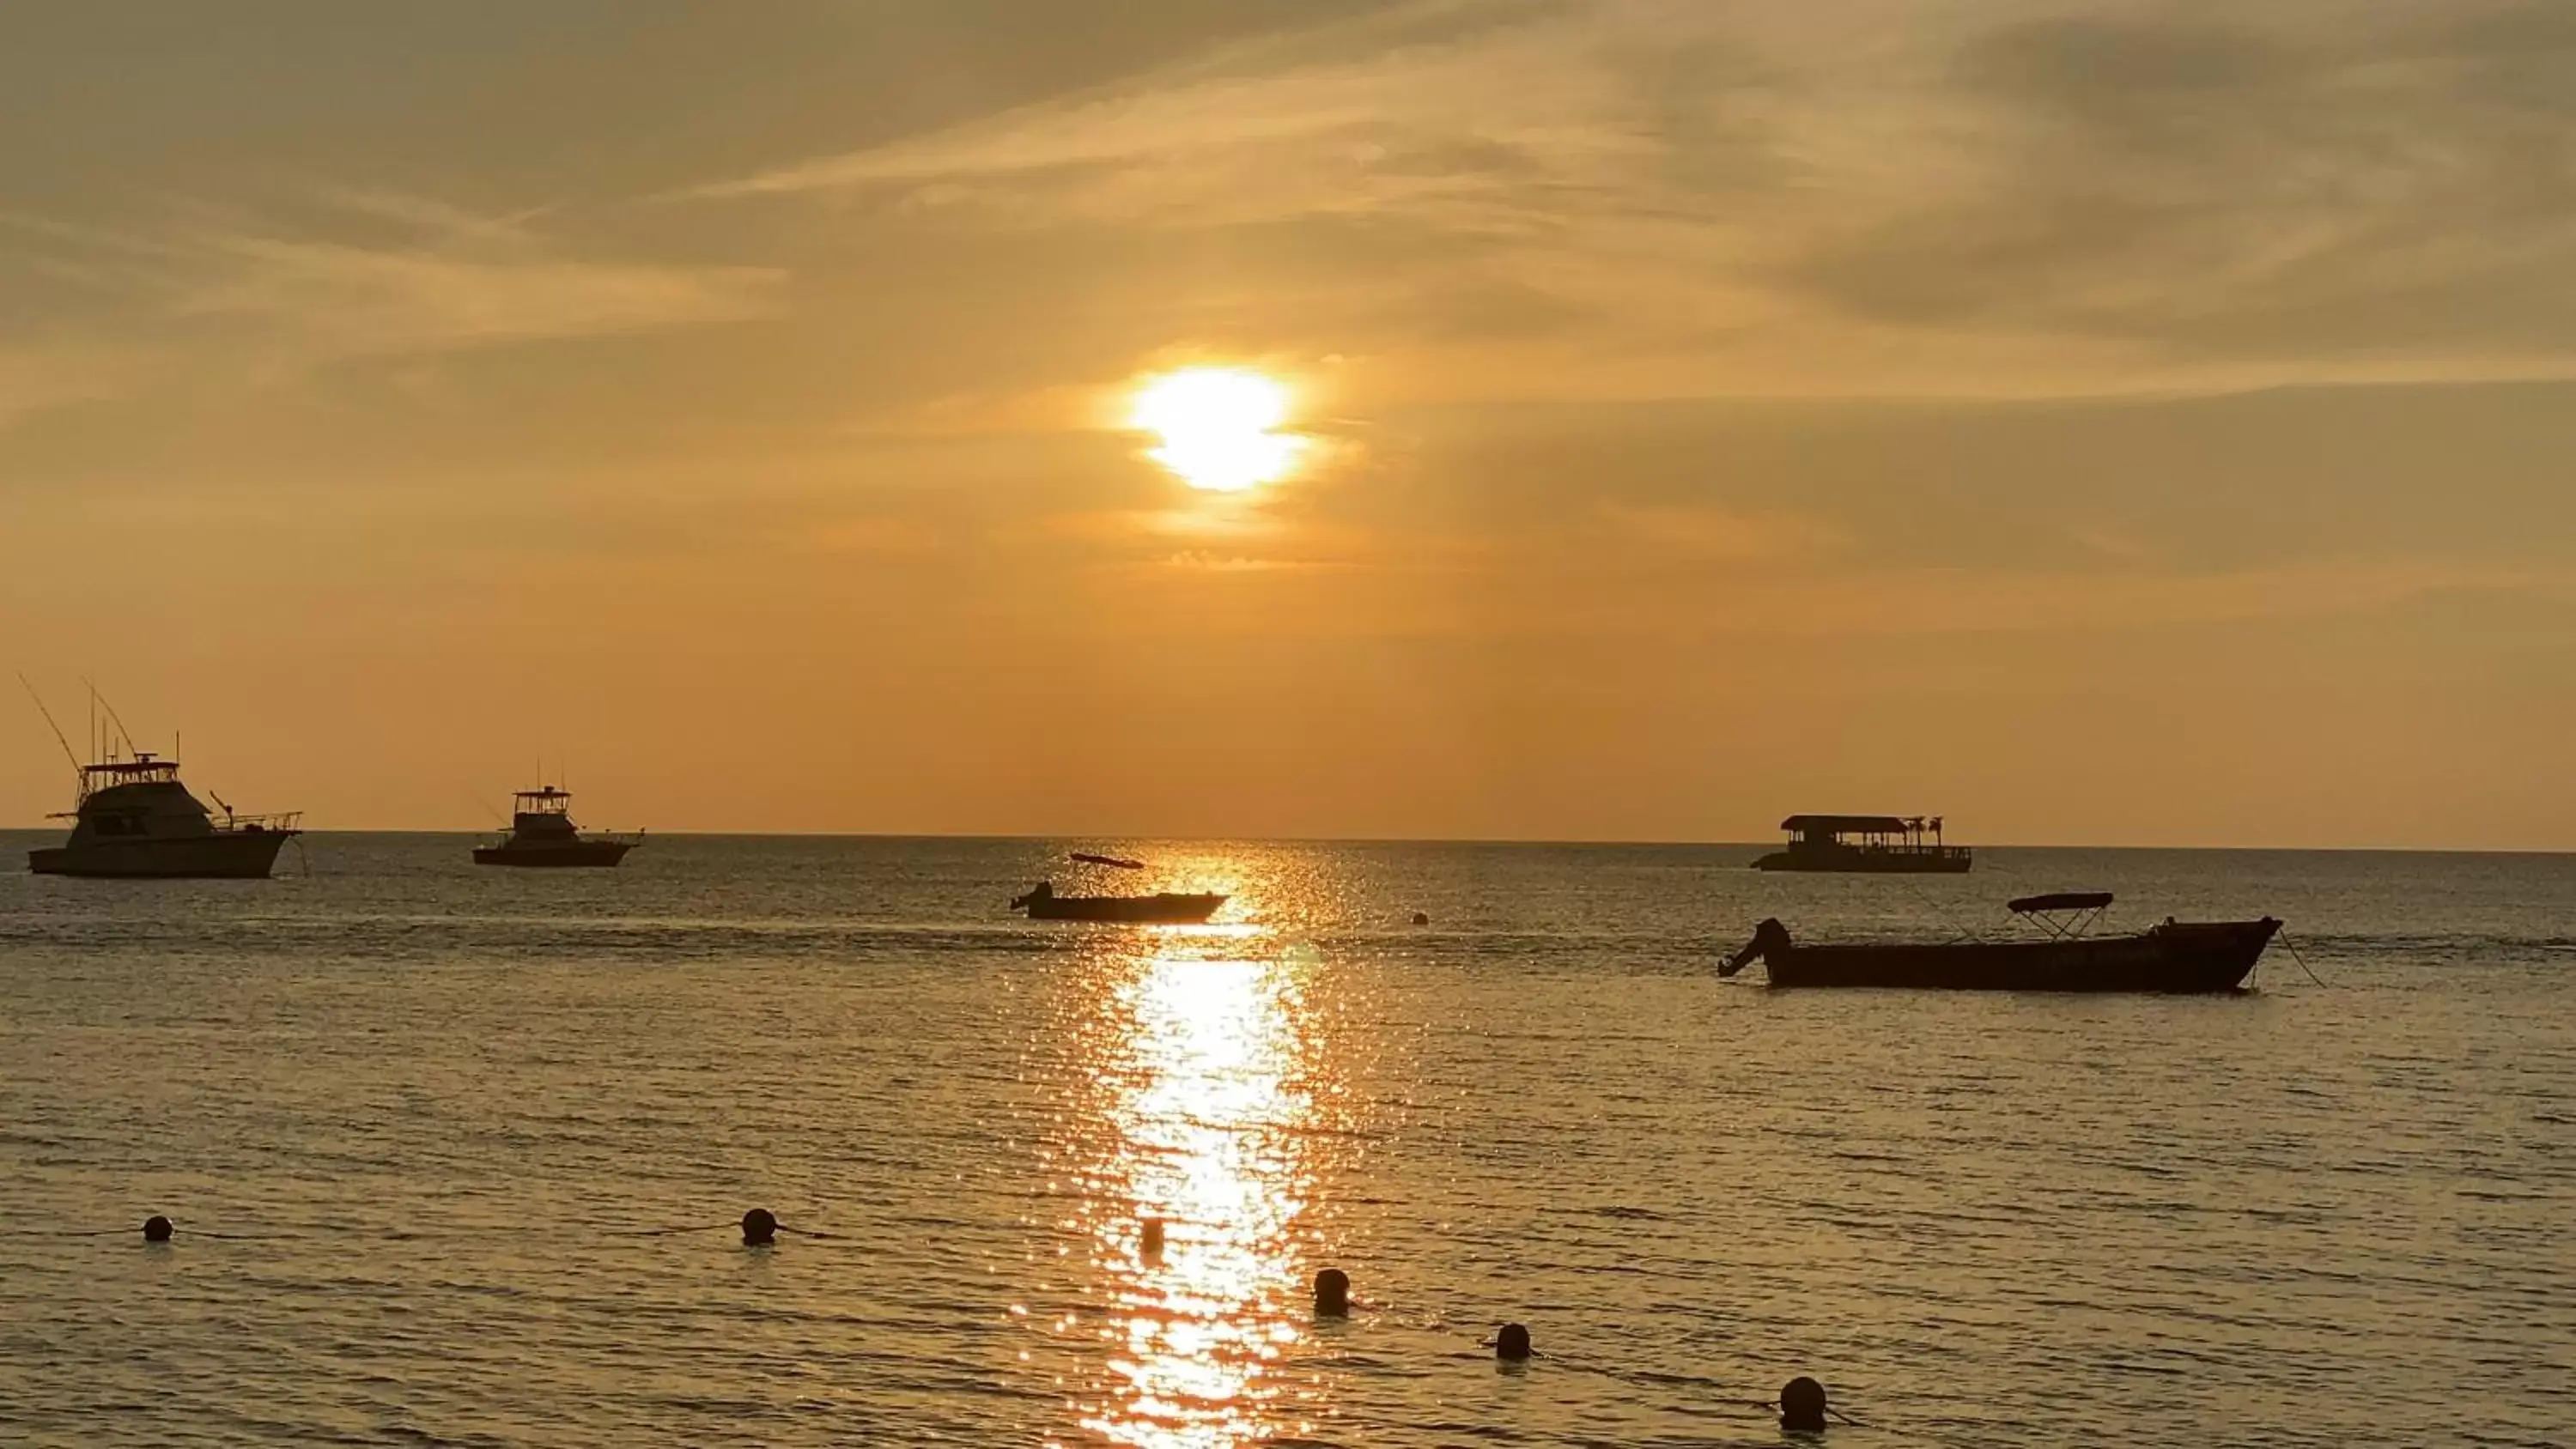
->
<box><xmin>2</xmin><ymin>834</ymin><xmax>2571</xmax><ymax>1446</ymax></box>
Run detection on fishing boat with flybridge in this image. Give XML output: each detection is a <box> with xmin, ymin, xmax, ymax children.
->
<box><xmin>18</xmin><ymin>682</ymin><xmax>301</xmax><ymax>879</ymax></box>
<box><xmin>472</xmin><ymin>785</ymin><xmax>641</xmax><ymax>868</ymax></box>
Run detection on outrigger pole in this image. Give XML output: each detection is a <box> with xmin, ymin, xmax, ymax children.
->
<box><xmin>16</xmin><ymin>673</ymin><xmax>84</xmax><ymax>787</ymax></box>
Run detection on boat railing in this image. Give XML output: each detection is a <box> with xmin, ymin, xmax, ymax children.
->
<box><xmin>216</xmin><ymin>810</ymin><xmax>303</xmax><ymax>834</ymax></box>
<box><xmin>1799</xmin><ymin>838</ymin><xmax>1972</xmax><ymax>860</ymax></box>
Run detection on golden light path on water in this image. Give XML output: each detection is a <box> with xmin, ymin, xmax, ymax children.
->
<box><xmin>1072</xmin><ymin>917</ymin><xmax>1321</xmax><ymax>1449</ymax></box>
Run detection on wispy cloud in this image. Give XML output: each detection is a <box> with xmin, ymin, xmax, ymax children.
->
<box><xmin>173</xmin><ymin>229</ymin><xmax>778</xmax><ymax>358</ymax></box>
<box><xmin>0</xmin><ymin>189</ymin><xmax>781</xmax><ymax>426</ymax></box>
<box><xmin>0</xmin><ymin>338</ymin><xmax>140</xmax><ymax>428</ymax></box>
<box><xmin>692</xmin><ymin>0</ymin><xmax>2576</xmax><ymax>400</ymax></box>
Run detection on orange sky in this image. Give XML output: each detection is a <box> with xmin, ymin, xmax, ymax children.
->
<box><xmin>4</xmin><ymin>2</ymin><xmax>2574</xmax><ymax>847</ymax></box>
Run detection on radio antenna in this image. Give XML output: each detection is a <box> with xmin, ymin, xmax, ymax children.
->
<box><xmin>17</xmin><ymin>674</ymin><xmax>83</xmax><ymax>785</ymax></box>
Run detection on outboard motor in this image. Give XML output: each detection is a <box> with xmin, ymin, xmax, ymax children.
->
<box><xmin>1720</xmin><ymin>918</ymin><xmax>1791</xmax><ymax>977</ymax></box>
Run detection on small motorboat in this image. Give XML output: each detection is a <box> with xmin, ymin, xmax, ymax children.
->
<box><xmin>1718</xmin><ymin>892</ymin><xmax>2278</xmax><ymax>991</ymax></box>
<box><xmin>1010</xmin><ymin>881</ymin><xmax>1225</xmax><ymax>924</ymax></box>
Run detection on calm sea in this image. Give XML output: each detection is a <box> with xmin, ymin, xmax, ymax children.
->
<box><xmin>1</xmin><ymin>834</ymin><xmax>2569</xmax><ymax>1446</ymax></box>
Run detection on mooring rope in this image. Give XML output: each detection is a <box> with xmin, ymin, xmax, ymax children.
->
<box><xmin>2281</xmin><ymin>930</ymin><xmax>2330</xmax><ymax>987</ymax></box>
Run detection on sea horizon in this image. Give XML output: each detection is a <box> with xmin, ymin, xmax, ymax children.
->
<box><xmin>13</xmin><ymin>826</ymin><xmax>2573</xmax><ymax>857</ymax></box>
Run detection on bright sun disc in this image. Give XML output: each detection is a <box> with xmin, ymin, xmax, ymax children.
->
<box><xmin>1131</xmin><ymin>368</ymin><xmax>1304</xmax><ymax>492</ymax></box>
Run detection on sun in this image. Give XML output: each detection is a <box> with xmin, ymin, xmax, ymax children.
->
<box><xmin>1131</xmin><ymin>367</ymin><xmax>1305</xmax><ymax>493</ymax></box>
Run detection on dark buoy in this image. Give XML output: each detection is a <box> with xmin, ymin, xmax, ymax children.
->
<box><xmin>1411</xmin><ymin>911</ymin><xmax>1430</xmax><ymax>926</ymax></box>
<box><xmin>142</xmin><ymin>1215</ymin><xmax>173</xmax><ymax>1244</ymax></box>
<box><xmin>1781</xmin><ymin>1376</ymin><xmax>1828</xmax><ymax>1433</ymax></box>
<box><xmin>1313</xmin><ymin>1268</ymin><xmax>1350</xmax><ymax>1317</ymax></box>
<box><xmin>1140</xmin><ymin>1217</ymin><xmax>1165</xmax><ymax>1258</ymax></box>
<box><xmin>1495</xmin><ymin>1323</ymin><xmax>1532</xmax><ymax>1361</ymax></box>
<box><xmin>741</xmin><ymin>1208</ymin><xmax>777</xmax><ymax>1246</ymax></box>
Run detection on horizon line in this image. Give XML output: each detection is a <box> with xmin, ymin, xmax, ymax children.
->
<box><xmin>2</xmin><ymin>824</ymin><xmax>2567</xmax><ymax>857</ymax></box>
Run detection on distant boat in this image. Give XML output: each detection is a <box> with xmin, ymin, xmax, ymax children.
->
<box><xmin>1011</xmin><ymin>882</ymin><xmax>1225</xmax><ymax>924</ymax></box>
<box><xmin>471</xmin><ymin>786</ymin><xmax>638</xmax><ymax>868</ymax></box>
<box><xmin>1752</xmin><ymin>814</ymin><xmax>1971</xmax><ymax>873</ymax></box>
<box><xmin>1717</xmin><ymin>893</ymin><xmax>2278</xmax><ymax>991</ymax></box>
<box><xmin>1070</xmin><ymin>852</ymin><xmax>1147</xmax><ymax>870</ymax></box>
<box><xmin>28</xmin><ymin>753</ymin><xmax>301</xmax><ymax>879</ymax></box>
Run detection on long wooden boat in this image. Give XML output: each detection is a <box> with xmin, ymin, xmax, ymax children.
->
<box><xmin>1719</xmin><ymin>893</ymin><xmax>2278</xmax><ymax>991</ymax></box>
<box><xmin>1011</xmin><ymin>882</ymin><xmax>1224</xmax><ymax>924</ymax></box>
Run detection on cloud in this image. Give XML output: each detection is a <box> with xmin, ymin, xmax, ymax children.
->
<box><xmin>690</xmin><ymin>0</ymin><xmax>2576</xmax><ymax>400</ymax></box>
<box><xmin>0</xmin><ymin>339</ymin><xmax>138</xmax><ymax>427</ymax></box>
<box><xmin>0</xmin><ymin>190</ymin><xmax>782</xmax><ymax>427</ymax></box>
<box><xmin>173</xmin><ymin>230</ymin><xmax>779</xmax><ymax>358</ymax></box>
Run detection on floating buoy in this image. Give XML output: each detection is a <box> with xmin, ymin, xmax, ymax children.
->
<box><xmin>1140</xmin><ymin>1218</ymin><xmax>1165</xmax><ymax>1258</ymax></box>
<box><xmin>1313</xmin><ymin>1267</ymin><xmax>1350</xmax><ymax>1316</ymax></box>
<box><xmin>1781</xmin><ymin>1376</ymin><xmax>1827</xmax><ymax>1433</ymax></box>
<box><xmin>1412</xmin><ymin>911</ymin><xmax>1430</xmax><ymax>926</ymax></box>
<box><xmin>740</xmin><ymin>1208</ymin><xmax>777</xmax><ymax>1246</ymax></box>
<box><xmin>143</xmin><ymin>1215</ymin><xmax>173</xmax><ymax>1243</ymax></box>
<box><xmin>1495</xmin><ymin>1323</ymin><xmax>1531</xmax><ymax>1361</ymax></box>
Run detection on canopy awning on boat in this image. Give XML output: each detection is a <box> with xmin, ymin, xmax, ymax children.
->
<box><xmin>1780</xmin><ymin>814</ymin><xmax>1915</xmax><ymax>834</ymax></box>
<box><xmin>2009</xmin><ymin>891</ymin><xmax>2114</xmax><ymax>914</ymax></box>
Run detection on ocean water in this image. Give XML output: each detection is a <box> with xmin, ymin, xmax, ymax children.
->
<box><xmin>1</xmin><ymin>834</ymin><xmax>2569</xmax><ymax>1447</ymax></box>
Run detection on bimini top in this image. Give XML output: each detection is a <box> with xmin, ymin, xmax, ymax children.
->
<box><xmin>2009</xmin><ymin>891</ymin><xmax>2114</xmax><ymax>914</ymax></box>
<box><xmin>1781</xmin><ymin>814</ymin><xmax>1915</xmax><ymax>834</ymax></box>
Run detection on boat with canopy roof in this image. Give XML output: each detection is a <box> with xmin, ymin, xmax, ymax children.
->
<box><xmin>1753</xmin><ymin>815</ymin><xmax>1972</xmax><ymax>873</ymax></box>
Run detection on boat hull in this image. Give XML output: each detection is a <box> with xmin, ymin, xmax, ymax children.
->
<box><xmin>29</xmin><ymin>832</ymin><xmax>294</xmax><ymax>880</ymax></box>
<box><xmin>1753</xmin><ymin>848</ymin><xmax>1971</xmax><ymax>874</ymax></box>
<box><xmin>473</xmin><ymin>840</ymin><xmax>635</xmax><ymax>868</ymax></box>
<box><xmin>1762</xmin><ymin>919</ymin><xmax>2279</xmax><ymax>991</ymax></box>
<box><xmin>1021</xmin><ymin>893</ymin><xmax>1225</xmax><ymax>924</ymax></box>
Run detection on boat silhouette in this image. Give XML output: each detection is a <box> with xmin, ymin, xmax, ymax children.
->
<box><xmin>28</xmin><ymin>752</ymin><xmax>302</xmax><ymax>879</ymax></box>
<box><xmin>17</xmin><ymin>682</ymin><xmax>299</xmax><ymax>880</ymax></box>
<box><xmin>1010</xmin><ymin>881</ymin><xmax>1224</xmax><ymax>923</ymax></box>
<box><xmin>1753</xmin><ymin>815</ymin><xmax>1972</xmax><ymax>873</ymax></box>
<box><xmin>471</xmin><ymin>786</ymin><xmax>639</xmax><ymax>868</ymax></box>
<box><xmin>1719</xmin><ymin>893</ymin><xmax>2278</xmax><ymax>991</ymax></box>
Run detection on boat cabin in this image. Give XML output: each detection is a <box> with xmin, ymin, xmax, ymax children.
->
<box><xmin>64</xmin><ymin>755</ymin><xmax>214</xmax><ymax>840</ymax></box>
<box><xmin>508</xmin><ymin>786</ymin><xmax>580</xmax><ymax>837</ymax></box>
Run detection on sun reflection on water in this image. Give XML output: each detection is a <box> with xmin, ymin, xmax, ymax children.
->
<box><xmin>1077</xmin><ymin>939</ymin><xmax>1317</xmax><ymax>1449</ymax></box>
